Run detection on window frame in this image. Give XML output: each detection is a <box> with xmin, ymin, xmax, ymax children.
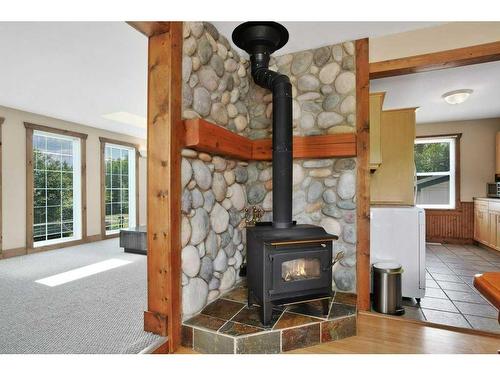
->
<box><xmin>25</xmin><ymin>122</ymin><xmax>87</xmax><ymax>251</ymax></box>
<box><xmin>0</xmin><ymin>117</ymin><xmax>4</xmax><ymax>256</ymax></box>
<box><xmin>99</xmin><ymin>137</ymin><xmax>139</xmax><ymax>239</ymax></box>
<box><xmin>415</xmin><ymin>133</ymin><xmax>462</xmax><ymax>210</ymax></box>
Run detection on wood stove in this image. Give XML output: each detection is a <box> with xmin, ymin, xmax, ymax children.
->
<box><xmin>233</xmin><ymin>22</ymin><xmax>338</xmax><ymax>326</ymax></box>
<box><xmin>247</xmin><ymin>223</ymin><xmax>337</xmax><ymax>325</ymax></box>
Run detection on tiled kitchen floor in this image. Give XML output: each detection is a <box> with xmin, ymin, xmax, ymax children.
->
<box><xmin>400</xmin><ymin>243</ymin><xmax>500</xmax><ymax>334</ymax></box>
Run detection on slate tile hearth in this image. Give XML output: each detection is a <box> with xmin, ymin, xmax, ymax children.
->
<box><xmin>182</xmin><ymin>284</ymin><xmax>357</xmax><ymax>354</ymax></box>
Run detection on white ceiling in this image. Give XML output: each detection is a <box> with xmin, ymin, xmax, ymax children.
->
<box><xmin>0</xmin><ymin>22</ymin><xmax>148</xmax><ymax>139</ymax></box>
<box><xmin>0</xmin><ymin>22</ymin><xmax>450</xmax><ymax>138</ymax></box>
<box><xmin>213</xmin><ymin>22</ymin><xmax>442</xmax><ymax>57</ymax></box>
<box><xmin>371</xmin><ymin>60</ymin><xmax>500</xmax><ymax>124</ymax></box>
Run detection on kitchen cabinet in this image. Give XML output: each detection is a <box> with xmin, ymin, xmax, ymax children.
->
<box><xmin>474</xmin><ymin>198</ymin><xmax>500</xmax><ymax>251</ymax></box>
<box><xmin>369</xmin><ymin>92</ymin><xmax>385</xmax><ymax>171</ymax></box>
<box><xmin>371</xmin><ymin>107</ymin><xmax>417</xmax><ymax>205</ymax></box>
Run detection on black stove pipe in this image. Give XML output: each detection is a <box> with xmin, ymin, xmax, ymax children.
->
<box><xmin>232</xmin><ymin>22</ymin><xmax>293</xmax><ymax>229</ymax></box>
<box><xmin>249</xmin><ymin>54</ymin><xmax>293</xmax><ymax>229</ymax></box>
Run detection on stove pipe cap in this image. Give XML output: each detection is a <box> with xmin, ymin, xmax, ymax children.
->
<box><xmin>232</xmin><ymin>22</ymin><xmax>289</xmax><ymax>56</ymax></box>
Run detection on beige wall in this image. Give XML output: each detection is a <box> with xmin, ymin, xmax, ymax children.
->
<box><xmin>0</xmin><ymin>106</ymin><xmax>147</xmax><ymax>251</ymax></box>
<box><xmin>370</xmin><ymin>22</ymin><xmax>500</xmax><ymax>62</ymax></box>
<box><xmin>416</xmin><ymin>118</ymin><xmax>500</xmax><ymax>202</ymax></box>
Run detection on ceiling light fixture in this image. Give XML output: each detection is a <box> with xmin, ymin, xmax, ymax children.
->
<box><xmin>442</xmin><ymin>89</ymin><xmax>473</xmax><ymax>105</ymax></box>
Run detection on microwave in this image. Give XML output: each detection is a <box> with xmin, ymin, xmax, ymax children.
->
<box><xmin>487</xmin><ymin>182</ymin><xmax>500</xmax><ymax>198</ymax></box>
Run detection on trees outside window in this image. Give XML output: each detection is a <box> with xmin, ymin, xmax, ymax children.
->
<box><xmin>415</xmin><ymin>136</ymin><xmax>457</xmax><ymax>209</ymax></box>
<box><xmin>103</xmin><ymin>142</ymin><xmax>137</xmax><ymax>235</ymax></box>
<box><xmin>32</xmin><ymin>130</ymin><xmax>82</xmax><ymax>245</ymax></box>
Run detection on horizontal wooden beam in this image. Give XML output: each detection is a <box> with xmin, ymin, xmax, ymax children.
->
<box><xmin>370</xmin><ymin>40</ymin><xmax>500</xmax><ymax>79</ymax></box>
<box><xmin>183</xmin><ymin>118</ymin><xmax>357</xmax><ymax>160</ymax></box>
<box><xmin>184</xmin><ymin>118</ymin><xmax>253</xmax><ymax>159</ymax></box>
<box><xmin>127</xmin><ymin>21</ymin><xmax>171</xmax><ymax>37</ymax></box>
<box><xmin>252</xmin><ymin>133</ymin><xmax>356</xmax><ymax>160</ymax></box>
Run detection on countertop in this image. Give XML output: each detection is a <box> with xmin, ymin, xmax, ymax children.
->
<box><xmin>474</xmin><ymin>197</ymin><xmax>500</xmax><ymax>202</ymax></box>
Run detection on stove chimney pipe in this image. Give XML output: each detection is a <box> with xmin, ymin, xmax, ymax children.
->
<box><xmin>232</xmin><ymin>22</ymin><xmax>293</xmax><ymax>229</ymax></box>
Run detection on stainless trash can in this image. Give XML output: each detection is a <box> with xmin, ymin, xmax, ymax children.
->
<box><xmin>372</xmin><ymin>262</ymin><xmax>405</xmax><ymax>315</ymax></box>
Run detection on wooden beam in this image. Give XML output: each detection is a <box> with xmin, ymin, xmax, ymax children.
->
<box><xmin>355</xmin><ymin>38</ymin><xmax>371</xmax><ymax>312</ymax></box>
<box><xmin>252</xmin><ymin>133</ymin><xmax>356</xmax><ymax>160</ymax></box>
<box><xmin>144</xmin><ymin>310</ymin><xmax>168</xmax><ymax>337</ymax></box>
<box><xmin>184</xmin><ymin>118</ymin><xmax>252</xmax><ymax>159</ymax></box>
<box><xmin>184</xmin><ymin>118</ymin><xmax>357</xmax><ymax>160</ymax></box>
<box><xmin>370</xmin><ymin>40</ymin><xmax>500</xmax><ymax>79</ymax></box>
<box><xmin>145</xmin><ymin>22</ymin><xmax>183</xmax><ymax>353</ymax></box>
<box><xmin>127</xmin><ymin>21</ymin><xmax>170</xmax><ymax>37</ymax></box>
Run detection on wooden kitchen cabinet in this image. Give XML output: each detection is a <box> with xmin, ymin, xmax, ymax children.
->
<box><xmin>474</xmin><ymin>198</ymin><xmax>500</xmax><ymax>251</ymax></box>
<box><xmin>371</xmin><ymin>107</ymin><xmax>417</xmax><ymax>205</ymax></box>
<box><xmin>369</xmin><ymin>92</ymin><xmax>385</xmax><ymax>171</ymax></box>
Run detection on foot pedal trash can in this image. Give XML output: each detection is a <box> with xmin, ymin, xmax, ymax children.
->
<box><xmin>372</xmin><ymin>262</ymin><xmax>405</xmax><ymax>315</ymax></box>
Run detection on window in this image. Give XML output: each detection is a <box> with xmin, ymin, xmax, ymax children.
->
<box><xmin>415</xmin><ymin>136</ymin><xmax>457</xmax><ymax>209</ymax></box>
<box><xmin>102</xmin><ymin>140</ymin><xmax>137</xmax><ymax>235</ymax></box>
<box><xmin>32</xmin><ymin>130</ymin><xmax>82</xmax><ymax>246</ymax></box>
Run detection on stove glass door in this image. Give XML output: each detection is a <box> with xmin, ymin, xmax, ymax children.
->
<box><xmin>281</xmin><ymin>258</ymin><xmax>321</xmax><ymax>282</ymax></box>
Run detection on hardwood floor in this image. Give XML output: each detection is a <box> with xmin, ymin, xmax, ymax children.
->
<box><xmin>289</xmin><ymin>312</ymin><xmax>499</xmax><ymax>354</ymax></box>
<box><xmin>176</xmin><ymin>314</ymin><xmax>500</xmax><ymax>354</ymax></box>
<box><xmin>177</xmin><ymin>312</ymin><xmax>499</xmax><ymax>354</ymax></box>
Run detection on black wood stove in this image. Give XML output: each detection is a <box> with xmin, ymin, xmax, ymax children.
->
<box><xmin>233</xmin><ymin>22</ymin><xmax>338</xmax><ymax>326</ymax></box>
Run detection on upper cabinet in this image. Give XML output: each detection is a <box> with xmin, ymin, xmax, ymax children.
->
<box><xmin>369</xmin><ymin>92</ymin><xmax>385</xmax><ymax>171</ymax></box>
<box><xmin>371</xmin><ymin>107</ymin><xmax>417</xmax><ymax>205</ymax></box>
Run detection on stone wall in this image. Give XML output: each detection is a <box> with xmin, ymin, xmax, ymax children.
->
<box><xmin>182</xmin><ymin>22</ymin><xmax>251</xmax><ymax>136</ymax></box>
<box><xmin>181</xmin><ymin>150</ymin><xmax>248</xmax><ymax>317</ymax></box>
<box><xmin>246</xmin><ymin>41</ymin><xmax>356</xmax><ymax>140</ymax></box>
<box><xmin>245</xmin><ymin>42</ymin><xmax>358</xmax><ymax>292</ymax></box>
<box><xmin>181</xmin><ymin>22</ymin><xmax>357</xmax><ymax>318</ymax></box>
<box><xmin>245</xmin><ymin>158</ymin><xmax>357</xmax><ymax>293</ymax></box>
<box><xmin>181</xmin><ymin>22</ymin><xmax>252</xmax><ymax>318</ymax></box>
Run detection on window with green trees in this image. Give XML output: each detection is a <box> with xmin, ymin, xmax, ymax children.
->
<box><xmin>415</xmin><ymin>136</ymin><xmax>456</xmax><ymax>209</ymax></box>
<box><xmin>33</xmin><ymin>131</ymin><xmax>82</xmax><ymax>245</ymax></box>
<box><xmin>104</xmin><ymin>143</ymin><xmax>136</xmax><ymax>234</ymax></box>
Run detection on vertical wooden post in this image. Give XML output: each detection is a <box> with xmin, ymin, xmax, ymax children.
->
<box><xmin>355</xmin><ymin>38</ymin><xmax>371</xmax><ymax>311</ymax></box>
<box><xmin>143</xmin><ymin>22</ymin><xmax>183</xmax><ymax>353</ymax></box>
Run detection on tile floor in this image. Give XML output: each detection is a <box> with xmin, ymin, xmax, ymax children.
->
<box><xmin>181</xmin><ymin>283</ymin><xmax>357</xmax><ymax>353</ymax></box>
<box><xmin>400</xmin><ymin>243</ymin><xmax>500</xmax><ymax>334</ymax></box>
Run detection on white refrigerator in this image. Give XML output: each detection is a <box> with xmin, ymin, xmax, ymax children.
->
<box><xmin>370</xmin><ymin>206</ymin><xmax>426</xmax><ymax>300</ymax></box>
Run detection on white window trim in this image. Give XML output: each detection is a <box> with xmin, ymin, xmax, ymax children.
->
<box><xmin>33</xmin><ymin>130</ymin><xmax>82</xmax><ymax>247</ymax></box>
<box><xmin>415</xmin><ymin>137</ymin><xmax>456</xmax><ymax>210</ymax></box>
<box><xmin>104</xmin><ymin>143</ymin><xmax>136</xmax><ymax>235</ymax></box>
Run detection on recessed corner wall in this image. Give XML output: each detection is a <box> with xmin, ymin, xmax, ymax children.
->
<box><xmin>180</xmin><ymin>21</ymin><xmax>358</xmax><ymax>319</ymax></box>
<box><xmin>0</xmin><ymin>105</ymin><xmax>147</xmax><ymax>251</ymax></box>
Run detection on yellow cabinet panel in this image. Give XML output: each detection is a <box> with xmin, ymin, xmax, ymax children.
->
<box><xmin>371</xmin><ymin>108</ymin><xmax>417</xmax><ymax>205</ymax></box>
<box><xmin>369</xmin><ymin>92</ymin><xmax>385</xmax><ymax>171</ymax></box>
<box><xmin>474</xmin><ymin>199</ymin><xmax>500</xmax><ymax>251</ymax></box>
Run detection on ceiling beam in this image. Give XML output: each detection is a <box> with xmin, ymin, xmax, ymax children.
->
<box><xmin>370</xmin><ymin>40</ymin><xmax>500</xmax><ymax>79</ymax></box>
<box><xmin>127</xmin><ymin>21</ymin><xmax>171</xmax><ymax>37</ymax></box>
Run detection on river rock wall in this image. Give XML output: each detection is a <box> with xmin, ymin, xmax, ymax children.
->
<box><xmin>181</xmin><ymin>22</ymin><xmax>357</xmax><ymax>319</ymax></box>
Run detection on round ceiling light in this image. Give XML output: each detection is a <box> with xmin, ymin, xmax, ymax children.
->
<box><xmin>442</xmin><ymin>89</ymin><xmax>473</xmax><ymax>105</ymax></box>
